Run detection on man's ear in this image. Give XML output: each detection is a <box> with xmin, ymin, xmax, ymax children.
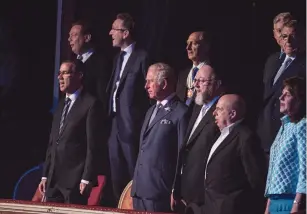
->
<box><xmin>123</xmin><ymin>30</ymin><xmax>130</xmax><ymax>39</ymax></box>
<box><xmin>84</xmin><ymin>34</ymin><xmax>92</xmax><ymax>43</ymax></box>
<box><xmin>161</xmin><ymin>79</ymin><xmax>168</xmax><ymax>90</ymax></box>
<box><xmin>230</xmin><ymin>110</ymin><xmax>236</xmax><ymax>120</ymax></box>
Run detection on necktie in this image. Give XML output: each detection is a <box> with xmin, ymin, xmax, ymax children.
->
<box><xmin>273</xmin><ymin>57</ymin><xmax>293</xmax><ymax>85</ymax></box>
<box><xmin>192</xmin><ymin>67</ymin><xmax>199</xmax><ymax>81</ymax></box>
<box><xmin>113</xmin><ymin>51</ymin><xmax>126</xmax><ymax>87</ymax></box>
<box><xmin>59</xmin><ymin>97</ymin><xmax>71</xmax><ymax>134</ymax></box>
<box><xmin>148</xmin><ymin>104</ymin><xmax>162</xmax><ymax>126</ymax></box>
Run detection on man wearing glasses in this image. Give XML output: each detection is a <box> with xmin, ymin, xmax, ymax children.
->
<box><xmin>38</xmin><ymin>60</ymin><xmax>106</xmax><ymax>205</ymax></box>
<box><xmin>107</xmin><ymin>13</ymin><xmax>150</xmax><ymax>203</ymax></box>
<box><xmin>258</xmin><ymin>20</ymin><xmax>306</xmax><ymax>158</ymax></box>
<box><xmin>172</xmin><ymin>64</ymin><xmax>224</xmax><ymax>212</ymax></box>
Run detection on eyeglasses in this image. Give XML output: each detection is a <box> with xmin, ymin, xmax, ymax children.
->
<box><xmin>280</xmin><ymin>34</ymin><xmax>296</xmax><ymax>40</ymax></box>
<box><xmin>58</xmin><ymin>71</ymin><xmax>74</xmax><ymax>76</ymax></box>
<box><xmin>111</xmin><ymin>28</ymin><xmax>127</xmax><ymax>32</ymax></box>
<box><xmin>193</xmin><ymin>78</ymin><xmax>216</xmax><ymax>85</ymax></box>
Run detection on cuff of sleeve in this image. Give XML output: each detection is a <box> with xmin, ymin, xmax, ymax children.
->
<box><xmin>42</xmin><ymin>177</ymin><xmax>47</xmax><ymax>180</ymax></box>
<box><xmin>81</xmin><ymin>179</ymin><xmax>89</xmax><ymax>184</ymax></box>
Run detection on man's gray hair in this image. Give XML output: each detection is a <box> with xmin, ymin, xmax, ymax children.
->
<box><xmin>273</xmin><ymin>12</ymin><xmax>293</xmax><ymax>25</ymax></box>
<box><xmin>149</xmin><ymin>62</ymin><xmax>175</xmax><ymax>85</ymax></box>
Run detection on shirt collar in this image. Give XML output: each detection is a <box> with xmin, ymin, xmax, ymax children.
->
<box><xmin>78</xmin><ymin>49</ymin><xmax>94</xmax><ymax>62</ymax></box>
<box><xmin>122</xmin><ymin>42</ymin><xmax>135</xmax><ymax>55</ymax></box>
<box><xmin>157</xmin><ymin>93</ymin><xmax>176</xmax><ymax>107</ymax></box>
<box><xmin>192</xmin><ymin>61</ymin><xmax>206</xmax><ymax>69</ymax></box>
<box><xmin>285</xmin><ymin>54</ymin><xmax>296</xmax><ymax>61</ymax></box>
<box><xmin>220</xmin><ymin>118</ymin><xmax>244</xmax><ymax>135</ymax></box>
<box><xmin>66</xmin><ymin>87</ymin><xmax>82</xmax><ymax>102</ymax></box>
<box><xmin>280</xmin><ymin>115</ymin><xmax>291</xmax><ymax>124</ymax></box>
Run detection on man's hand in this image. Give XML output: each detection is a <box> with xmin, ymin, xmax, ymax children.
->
<box><xmin>80</xmin><ymin>183</ymin><xmax>87</xmax><ymax>195</ymax></box>
<box><xmin>38</xmin><ymin>179</ymin><xmax>47</xmax><ymax>195</ymax></box>
<box><xmin>170</xmin><ymin>193</ymin><xmax>176</xmax><ymax>211</ymax></box>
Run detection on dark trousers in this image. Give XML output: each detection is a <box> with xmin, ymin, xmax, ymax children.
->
<box><xmin>46</xmin><ymin>183</ymin><xmax>88</xmax><ymax>205</ymax></box>
<box><xmin>133</xmin><ymin>196</ymin><xmax>171</xmax><ymax>212</ymax></box>
<box><xmin>108</xmin><ymin>116</ymin><xmax>134</xmax><ymax>203</ymax></box>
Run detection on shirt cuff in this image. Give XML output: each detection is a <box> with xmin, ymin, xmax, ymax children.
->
<box><xmin>41</xmin><ymin>177</ymin><xmax>47</xmax><ymax>180</ymax></box>
<box><xmin>81</xmin><ymin>179</ymin><xmax>89</xmax><ymax>184</ymax></box>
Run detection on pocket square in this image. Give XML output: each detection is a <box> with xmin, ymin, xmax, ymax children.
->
<box><xmin>160</xmin><ymin>119</ymin><xmax>172</xmax><ymax>125</ymax></box>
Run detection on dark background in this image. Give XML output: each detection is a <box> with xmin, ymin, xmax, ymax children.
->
<box><xmin>0</xmin><ymin>0</ymin><xmax>305</xmax><ymax>199</ymax></box>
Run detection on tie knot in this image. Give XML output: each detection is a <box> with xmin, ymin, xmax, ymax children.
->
<box><xmin>65</xmin><ymin>97</ymin><xmax>71</xmax><ymax>105</ymax></box>
<box><xmin>77</xmin><ymin>55</ymin><xmax>83</xmax><ymax>61</ymax></box>
<box><xmin>120</xmin><ymin>51</ymin><xmax>126</xmax><ymax>57</ymax></box>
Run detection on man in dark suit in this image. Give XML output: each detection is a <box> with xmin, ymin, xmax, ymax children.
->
<box><xmin>258</xmin><ymin>20</ymin><xmax>306</xmax><ymax>155</ymax></box>
<box><xmin>68</xmin><ymin>20</ymin><xmax>110</xmax><ymax>105</ymax></box>
<box><xmin>171</xmin><ymin>65</ymin><xmax>223</xmax><ymax>211</ymax></box>
<box><xmin>131</xmin><ymin>63</ymin><xmax>188</xmax><ymax>212</ymax></box>
<box><xmin>191</xmin><ymin>94</ymin><xmax>266</xmax><ymax>214</ymax></box>
<box><xmin>107</xmin><ymin>13</ymin><xmax>150</xmax><ymax>203</ymax></box>
<box><xmin>38</xmin><ymin>60</ymin><xmax>106</xmax><ymax>204</ymax></box>
<box><xmin>176</xmin><ymin>31</ymin><xmax>211</xmax><ymax>106</ymax></box>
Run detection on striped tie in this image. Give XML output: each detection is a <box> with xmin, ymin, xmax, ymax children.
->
<box><xmin>59</xmin><ymin>97</ymin><xmax>71</xmax><ymax>134</ymax></box>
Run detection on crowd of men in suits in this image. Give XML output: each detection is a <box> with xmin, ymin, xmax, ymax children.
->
<box><xmin>37</xmin><ymin>12</ymin><xmax>305</xmax><ymax>214</ymax></box>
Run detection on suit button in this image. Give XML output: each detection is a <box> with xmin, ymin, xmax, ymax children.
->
<box><xmin>205</xmin><ymin>188</ymin><xmax>208</xmax><ymax>191</ymax></box>
<box><xmin>183</xmin><ymin>164</ymin><xmax>186</xmax><ymax>167</ymax></box>
<box><xmin>56</xmin><ymin>140</ymin><xmax>59</xmax><ymax>145</ymax></box>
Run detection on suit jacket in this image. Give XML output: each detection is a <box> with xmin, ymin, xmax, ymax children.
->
<box><xmin>42</xmin><ymin>90</ymin><xmax>106</xmax><ymax>189</ymax></box>
<box><xmin>257</xmin><ymin>51</ymin><xmax>306</xmax><ymax>152</ymax></box>
<box><xmin>81</xmin><ymin>50</ymin><xmax>111</xmax><ymax>106</ymax></box>
<box><xmin>176</xmin><ymin>67</ymin><xmax>190</xmax><ymax>102</ymax></box>
<box><xmin>131</xmin><ymin>96</ymin><xmax>188</xmax><ymax>200</ymax></box>
<box><xmin>173</xmin><ymin>101</ymin><xmax>220</xmax><ymax>204</ymax></box>
<box><xmin>106</xmin><ymin>45</ymin><xmax>150</xmax><ymax>176</ymax></box>
<box><xmin>204</xmin><ymin>123</ymin><xmax>266</xmax><ymax>214</ymax></box>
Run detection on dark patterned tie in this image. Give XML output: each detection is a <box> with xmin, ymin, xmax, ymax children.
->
<box><xmin>59</xmin><ymin>97</ymin><xmax>71</xmax><ymax>134</ymax></box>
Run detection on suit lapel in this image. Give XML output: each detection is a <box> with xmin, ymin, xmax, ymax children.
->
<box><xmin>106</xmin><ymin>53</ymin><xmax>119</xmax><ymax>93</ymax></box>
<box><xmin>265</xmin><ymin>57</ymin><xmax>301</xmax><ymax>101</ymax></box>
<box><xmin>53</xmin><ymin>98</ymin><xmax>65</xmax><ymax>141</ymax></box>
<box><xmin>207</xmin><ymin>126</ymin><xmax>239</xmax><ymax>165</ymax></box>
<box><xmin>187</xmin><ymin>104</ymin><xmax>216</xmax><ymax>145</ymax></box>
<box><xmin>144</xmin><ymin>97</ymin><xmax>178</xmax><ymax>136</ymax></box>
<box><xmin>118</xmin><ymin>50</ymin><xmax>138</xmax><ymax>90</ymax></box>
<box><xmin>140</xmin><ymin>105</ymin><xmax>155</xmax><ymax>140</ymax></box>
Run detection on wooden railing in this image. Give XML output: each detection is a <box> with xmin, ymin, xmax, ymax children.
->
<box><xmin>0</xmin><ymin>199</ymin><xmax>156</xmax><ymax>214</ymax></box>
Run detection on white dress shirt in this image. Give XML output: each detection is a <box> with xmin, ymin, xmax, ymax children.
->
<box><xmin>42</xmin><ymin>87</ymin><xmax>89</xmax><ymax>184</ymax></box>
<box><xmin>77</xmin><ymin>49</ymin><xmax>94</xmax><ymax>63</ymax></box>
<box><xmin>188</xmin><ymin>96</ymin><xmax>219</xmax><ymax>141</ymax></box>
<box><xmin>205</xmin><ymin>119</ymin><xmax>243</xmax><ymax>179</ymax></box>
<box><xmin>112</xmin><ymin>42</ymin><xmax>135</xmax><ymax>112</ymax></box>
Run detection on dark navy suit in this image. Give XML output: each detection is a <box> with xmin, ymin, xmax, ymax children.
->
<box><xmin>131</xmin><ymin>95</ymin><xmax>188</xmax><ymax>212</ymax></box>
<box><xmin>106</xmin><ymin>45</ymin><xmax>150</xmax><ymax>202</ymax></box>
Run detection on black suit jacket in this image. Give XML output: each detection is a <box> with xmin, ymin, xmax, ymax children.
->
<box><xmin>176</xmin><ymin>67</ymin><xmax>190</xmax><ymax>102</ymax></box>
<box><xmin>131</xmin><ymin>96</ymin><xmax>188</xmax><ymax>200</ymax></box>
<box><xmin>204</xmin><ymin>123</ymin><xmax>266</xmax><ymax>214</ymax></box>
<box><xmin>43</xmin><ymin>90</ymin><xmax>106</xmax><ymax>189</ymax></box>
<box><xmin>257</xmin><ymin>51</ymin><xmax>306</xmax><ymax>152</ymax></box>
<box><xmin>173</xmin><ymin>101</ymin><xmax>220</xmax><ymax>204</ymax></box>
<box><xmin>106</xmin><ymin>45</ymin><xmax>150</xmax><ymax>176</ymax></box>
<box><xmin>82</xmin><ymin>50</ymin><xmax>111</xmax><ymax>105</ymax></box>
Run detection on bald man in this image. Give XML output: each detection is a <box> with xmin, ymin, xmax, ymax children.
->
<box><xmin>191</xmin><ymin>94</ymin><xmax>266</xmax><ymax>214</ymax></box>
<box><xmin>176</xmin><ymin>31</ymin><xmax>211</xmax><ymax>106</ymax></box>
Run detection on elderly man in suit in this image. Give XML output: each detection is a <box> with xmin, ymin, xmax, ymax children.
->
<box><xmin>38</xmin><ymin>60</ymin><xmax>106</xmax><ymax>205</ymax></box>
<box><xmin>258</xmin><ymin>20</ymin><xmax>306</xmax><ymax>156</ymax></box>
<box><xmin>197</xmin><ymin>94</ymin><xmax>266</xmax><ymax>214</ymax></box>
<box><xmin>131</xmin><ymin>63</ymin><xmax>188</xmax><ymax>212</ymax></box>
<box><xmin>107</xmin><ymin>13</ymin><xmax>150</xmax><ymax>203</ymax></box>
<box><xmin>171</xmin><ymin>64</ymin><xmax>223</xmax><ymax>212</ymax></box>
<box><xmin>176</xmin><ymin>31</ymin><xmax>211</xmax><ymax>106</ymax></box>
